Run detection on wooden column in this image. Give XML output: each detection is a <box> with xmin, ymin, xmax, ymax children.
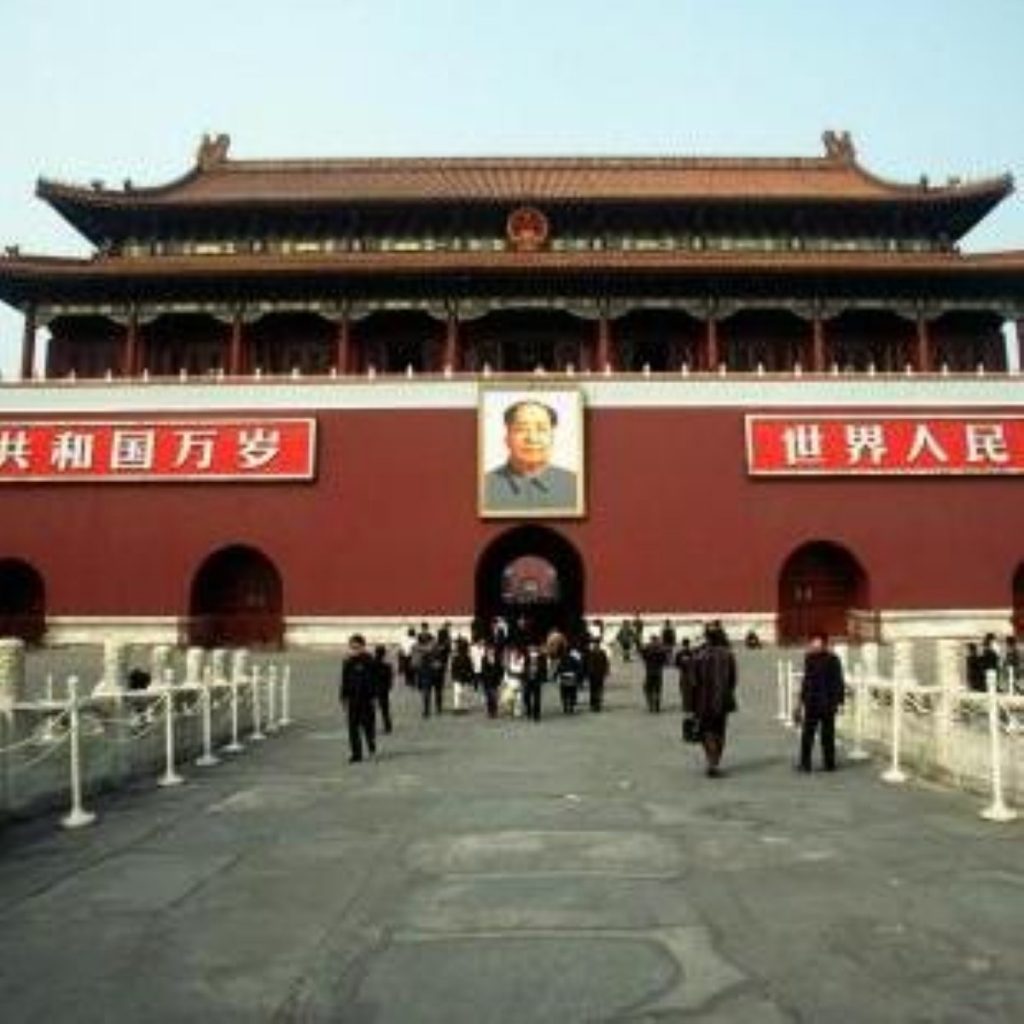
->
<box><xmin>811</xmin><ymin>315</ymin><xmax>826</xmax><ymax>372</ymax></box>
<box><xmin>443</xmin><ymin>314</ymin><xmax>459</xmax><ymax>371</ymax></box>
<box><xmin>122</xmin><ymin>311</ymin><xmax>139</xmax><ymax>377</ymax></box>
<box><xmin>596</xmin><ymin>316</ymin><xmax>613</xmax><ymax>370</ymax></box>
<box><xmin>704</xmin><ymin>317</ymin><xmax>719</xmax><ymax>371</ymax></box>
<box><xmin>915</xmin><ymin>315</ymin><xmax>932</xmax><ymax>373</ymax></box>
<box><xmin>20</xmin><ymin>305</ymin><xmax>37</xmax><ymax>381</ymax></box>
<box><xmin>228</xmin><ymin>312</ymin><xmax>244</xmax><ymax>376</ymax></box>
<box><xmin>334</xmin><ymin>316</ymin><xmax>351</xmax><ymax>375</ymax></box>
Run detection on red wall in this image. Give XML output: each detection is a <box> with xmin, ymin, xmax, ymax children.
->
<box><xmin>1</xmin><ymin>406</ymin><xmax>1021</xmax><ymax>616</ymax></box>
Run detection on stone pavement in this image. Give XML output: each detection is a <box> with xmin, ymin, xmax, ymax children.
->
<box><xmin>1</xmin><ymin>649</ymin><xmax>1021</xmax><ymax>1022</ymax></box>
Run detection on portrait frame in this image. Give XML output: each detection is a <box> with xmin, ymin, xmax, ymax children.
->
<box><xmin>478</xmin><ymin>385</ymin><xmax>586</xmax><ymax>519</ymax></box>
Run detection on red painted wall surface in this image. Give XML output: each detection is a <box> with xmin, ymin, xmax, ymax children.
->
<box><xmin>1</xmin><ymin>406</ymin><xmax>1021</xmax><ymax>616</ymax></box>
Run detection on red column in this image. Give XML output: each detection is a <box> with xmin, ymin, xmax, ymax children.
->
<box><xmin>811</xmin><ymin>316</ymin><xmax>826</xmax><ymax>372</ymax></box>
<box><xmin>122</xmin><ymin>311</ymin><xmax>139</xmax><ymax>377</ymax></box>
<box><xmin>228</xmin><ymin>313</ymin><xmax>244</xmax><ymax>376</ymax></box>
<box><xmin>20</xmin><ymin>305</ymin><xmax>37</xmax><ymax>381</ymax></box>
<box><xmin>443</xmin><ymin>314</ymin><xmax>459</xmax><ymax>371</ymax></box>
<box><xmin>916</xmin><ymin>315</ymin><xmax>932</xmax><ymax>373</ymax></box>
<box><xmin>334</xmin><ymin>316</ymin><xmax>351</xmax><ymax>375</ymax></box>
<box><xmin>704</xmin><ymin>317</ymin><xmax>719</xmax><ymax>371</ymax></box>
<box><xmin>596</xmin><ymin>316</ymin><xmax>613</xmax><ymax>370</ymax></box>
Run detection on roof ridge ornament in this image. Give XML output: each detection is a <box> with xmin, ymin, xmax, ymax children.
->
<box><xmin>196</xmin><ymin>133</ymin><xmax>231</xmax><ymax>170</ymax></box>
<box><xmin>822</xmin><ymin>129</ymin><xmax>856</xmax><ymax>164</ymax></box>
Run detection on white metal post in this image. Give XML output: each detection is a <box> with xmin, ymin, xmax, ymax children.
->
<box><xmin>775</xmin><ymin>660</ymin><xmax>788</xmax><ymax>723</ymax></box>
<box><xmin>61</xmin><ymin>676</ymin><xmax>97</xmax><ymax>829</ymax></box>
<box><xmin>785</xmin><ymin>661</ymin><xmax>798</xmax><ymax>729</ymax></box>
<box><xmin>195</xmin><ymin>676</ymin><xmax>220</xmax><ymax>767</ymax></box>
<box><xmin>882</xmin><ymin>668</ymin><xmax>907</xmax><ymax>784</ymax></box>
<box><xmin>158</xmin><ymin>682</ymin><xmax>184</xmax><ymax>787</ymax></box>
<box><xmin>223</xmin><ymin>674</ymin><xmax>244</xmax><ymax>753</ymax></box>
<box><xmin>250</xmin><ymin>666</ymin><xmax>266</xmax><ymax>741</ymax></box>
<box><xmin>266</xmin><ymin>665</ymin><xmax>279</xmax><ymax>734</ymax></box>
<box><xmin>980</xmin><ymin>668</ymin><xmax>1018</xmax><ymax>822</ymax></box>
<box><xmin>280</xmin><ymin>665</ymin><xmax>292</xmax><ymax>728</ymax></box>
<box><xmin>848</xmin><ymin>664</ymin><xmax>870</xmax><ymax>762</ymax></box>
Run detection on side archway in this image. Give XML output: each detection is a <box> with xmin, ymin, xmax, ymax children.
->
<box><xmin>475</xmin><ymin>526</ymin><xmax>585</xmax><ymax>644</ymax></box>
<box><xmin>188</xmin><ymin>545</ymin><xmax>284</xmax><ymax>649</ymax></box>
<box><xmin>0</xmin><ymin>558</ymin><xmax>46</xmax><ymax>645</ymax></box>
<box><xmin>777</xmin><ymin>541</ymin><xmax>868</xmax><ymax>644</ymax></box>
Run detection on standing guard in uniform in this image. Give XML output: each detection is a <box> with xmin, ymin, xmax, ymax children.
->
<box><xmin>340</xmin><ymin>634</ymin><xmax>377</xmax><ymax>764</ymax></box>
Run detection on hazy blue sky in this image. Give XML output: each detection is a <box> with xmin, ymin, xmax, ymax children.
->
<box><xmin>2</xmin><ymin>0</ymin><xmax>1022</xmax><ymax>374</ymax></box>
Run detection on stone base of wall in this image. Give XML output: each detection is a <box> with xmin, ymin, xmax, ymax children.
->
<box><xmin>40</xmin><ymin>607</ymin><xmax>1015</xmax><ymax>649</ymax></box>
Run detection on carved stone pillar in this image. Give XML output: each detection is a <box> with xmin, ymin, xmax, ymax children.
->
<box><xmin>596</xmin><ymin>316</ymin><xmax>613</xmax><ymax>370</ymax></box>
<box><xmin>704</xmin><ymin>317</ymin><xmax>719</xmax><ymax>371</ymax></box>
<box><xmin>916</xmin><ymin>316</ymin><xmax>932</xmax><ymax>373</ymax></box>
<box><xmin>334</xmin><ymin>316</ymin><xmax>351</xmax><ymax>375</ymax></box>
<box><xmin>20</xmin><ymin>305</ymin><xmax>37</xmax><ymax>381</ymax></box>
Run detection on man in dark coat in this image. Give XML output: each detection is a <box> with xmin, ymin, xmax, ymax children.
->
<box><xmin>688</xmin><ymin>626</ymin><xmax>737</xmax><ymax>777</ymax></box>
<box><xmin>584</xmin><ymin>640</ymin><xmax>610</xmax><ymax>712</ymax></box>
<box><xmin>340</xmin><ymin>634</ymin><xmax>377</xmax><ymax>763</ymax></box>
<box><xmin>640</xmin><ymin>634</ymin><xmax>667</xmax><ymax>712</ymax></box>
<box><xmin>372</xmin><ymin>644</ymin><xmax>394</xmax><ymax>734</ymax></box>
<box><xmin>797</xmin><ymin>631</ymin><xmax>845</xmax><ymax>772</ymax></box>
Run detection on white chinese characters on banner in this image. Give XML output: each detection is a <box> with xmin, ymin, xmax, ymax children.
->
<box><xmin>747</xmin><ymin>415</ymin><xmax>1024</xmax><ymax>476</ymax></box>
<box><xmin>0</xmin><ymin>419</ymin><xmax>315</xmax><ymax>483</ymax></box>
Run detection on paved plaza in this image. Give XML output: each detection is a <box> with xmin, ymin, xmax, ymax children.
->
<box><xmin>1</xmin><ymin>649</ymin><xmax>1021</xmax><ymax>1022</ymax></box>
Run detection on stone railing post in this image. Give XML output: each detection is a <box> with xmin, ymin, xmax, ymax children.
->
<box><xmin>184</xmin><ymin>647</ymin><xmax>206</xmax><ymax>687</ymax></box>
<box><xmin>93</xmin><ymin>637</ymin><xmax>127</xmax><ymax>696</ymax></box>
<box><xmin>0</xmin><ymin>638</ymin><xmax>27</xmax><ymax>714</ymax></box>
<box><xmin>934</xmin><ymin>638</ymin><xmax>959</xmax><ymax>777</ymax></box>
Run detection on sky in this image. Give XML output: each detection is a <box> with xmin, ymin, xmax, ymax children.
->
<box><xmin>1</xmin><ymin>0</ymin><xmax>1022</xmax><ymax>375</ymax></box>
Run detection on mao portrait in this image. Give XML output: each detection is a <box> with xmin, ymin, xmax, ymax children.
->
<box><xmin>479</xmin><ymin>388</ymin><xmax>585</xmax><ymax>518</ymax></box>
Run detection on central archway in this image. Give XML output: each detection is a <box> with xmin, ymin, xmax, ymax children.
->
<box><xmin>188</xmin><ymin>545</ymin><xmax>284</xmax><ymax>649</ymax></box>
<box><xmin>777</xmin><ymin>541</ymin><xmax>868</xmax><ymax>644</ymax></box>
<box><xmin>475</xmin><ymin>526</ymin><xmax>585</xmax><ymax>644</ymax></box>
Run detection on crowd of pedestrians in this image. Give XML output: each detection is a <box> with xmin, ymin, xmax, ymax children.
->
<box><xmin>338</xmin><ymin>614</ymin><xmax>751</xmax><ymax>777</ymax></box>
<box><xmin>965</xmin><ymin>632</ymin><xmax>1020</xmax><ymax>692</ymax></box>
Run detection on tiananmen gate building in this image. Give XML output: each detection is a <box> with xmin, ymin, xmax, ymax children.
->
<box><xmin>0</xmin><ymin>131</ymin><xmax>1022</xmax><ymax>647</ymax></box>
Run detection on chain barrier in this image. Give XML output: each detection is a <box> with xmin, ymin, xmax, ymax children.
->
<box><xmin>776</xmin><ymin>649</ymin><xmax>1021</xmax><ymax>825</ymax></box>
<box><xmin>2</xmin><ymin>661</ymin><xmax>291</xmax><ymax>831</ymax></box>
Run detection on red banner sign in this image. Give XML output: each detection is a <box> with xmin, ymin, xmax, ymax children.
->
<box><xmin>746</xmin><ymin>415</ymin><xmax>1024</xmax><ymax>476</ymax></box>
<box><xmin>0</xmin><ymin>418</ymin><xmax>316</xmax><ymax>482</ymax></box>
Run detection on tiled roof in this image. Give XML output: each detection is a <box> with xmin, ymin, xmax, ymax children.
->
<box><xmin>36</xmin><ymin>134</ymin><xmax>1013</xmax><ymax>207</ymax></box>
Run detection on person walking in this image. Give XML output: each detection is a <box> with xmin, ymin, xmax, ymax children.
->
<box><xmin>641</xmin><ymin>634</ymin><xmax>667</xmax><ymax>712</ymax></box>
<box><xmin>584</xmin><ymin>639</ymin><xmax>610</xmax><ymax>711</ymax></box>
<box><xmin>480</xmin><ymin>642</ymin><xmax>503</xmax><ymax>719</ymax></box>
<box><xmin>688</xmin><ymin>626</ymin><xmax>737</xmax><ymax>777</ymax></box>
<box><xmin>796</xmin><ymin>631</ymin><xmax>845</xmax><ymax>773</ymax></box>
<box><xmin>675</xmin><ymin>638</ymin><xmax>696</xmax><ymax>712</ymax></box>
<box><xmin>450</xmin><ymin>637</ymin><xmax>474</xmax><ymax>713</ymax></box>
<box><xmin>523</xmin><ymin>644</ymin><xmax>547</xmax><ymax>721</ymax></box>
<box><xmin>372</xmin><ymin>644</ymin><xmax>394</xmax><ymax>734</ymax></box>
<box><xmin>340</xmin><ymin>634</ymin><xmax>377</xmax><ymax>763</ymax></box>
<box><xmin>553</xmin><ymin>639</ymin><xmax>584</xmax><ymax>714</ymax></box>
